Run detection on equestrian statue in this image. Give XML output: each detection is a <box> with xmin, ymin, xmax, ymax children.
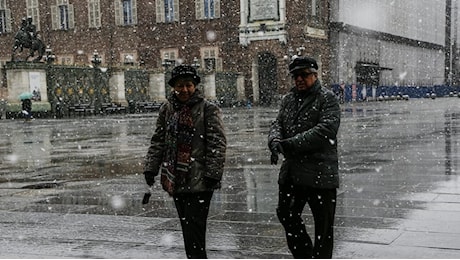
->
<box><xmin>12</xmin><ymin>17</ymin><xmax>46</xmax><ymax>62</ymax></box>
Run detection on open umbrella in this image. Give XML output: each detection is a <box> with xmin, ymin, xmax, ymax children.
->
<box><xmin>19</xmin><ymin>92</ymin><xmax>33</xmax><ymax>100</ymax></box>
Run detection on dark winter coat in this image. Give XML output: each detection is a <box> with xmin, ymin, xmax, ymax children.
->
<box><xmin>268</xmin><ymin>80</ymin><xmax>341</xmax><ymax>189</ymax></box>
<box><xmin>144</xmin><ymin>90</ymin><xmax>226</xmax><ymax>194</ymax></box>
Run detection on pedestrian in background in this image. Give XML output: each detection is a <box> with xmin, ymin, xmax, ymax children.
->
<box><xmin>268</xmin><ymin>57</ymin><xmax>341</xmax><ymax>258</ymax></box>
<box><xmin>143</xmin><ymin>64</ymin><xmax>226</xmax><ymax>259</ymax></box>
<box><xmin>21</xmin><ymin>98</ymin><xmax>32</xmax><ymax>120</ymax></box>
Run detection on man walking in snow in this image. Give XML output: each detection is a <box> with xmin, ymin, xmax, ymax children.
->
<box><xmin>268</xmin><ymin>56</ymin><xmax>341</xmax><ymax>258</ymax></box>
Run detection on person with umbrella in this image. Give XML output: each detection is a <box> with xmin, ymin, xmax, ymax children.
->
<box><xmin>19</xmin><ymin>92</ymin><xmax>33</xmax><ymax>120</ymax></box>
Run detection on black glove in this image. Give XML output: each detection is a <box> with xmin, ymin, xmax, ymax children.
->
<box><xmin>270</xmin><ymin>152</ymin><xmax>279</xmax><ymax>165</ymax></box>
<box><xmin>270</xmin><ymin>139</ymin><xmax>285</xmax><ymax>155</ymax></box>
<box><xmin>204</xmin><ymin>177</ymin><xmax>220</xmax><ymax>189</ymax></box>
<box><xmin>144</xmin><ymin>171</ymin><xmax>155</xmax><ymax>186</ymax></box>
<box><xmin>269</xmin><ymin>139</ymin><xmax>280</xmax><ymax>154</ymax></box>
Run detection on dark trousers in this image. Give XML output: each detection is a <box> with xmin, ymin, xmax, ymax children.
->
<box><xmin>277</xmin><ymin>184</ymin><xmax>337</xmax><ymax>259</ymax></box>
<box><xmin>173</xmin><ymin>191</ymin><xmax>213</xmax><ymax>259</ymax></box>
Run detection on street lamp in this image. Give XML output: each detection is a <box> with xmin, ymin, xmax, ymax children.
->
<box><xmin>287</xmin><ymin>47</ymin><xmax>296</xmax><ymax>60</ymax></box>
<box><xmin>91</xmin><ymin>50</ymin><xmax>102</xmax><ymax>68</ymax></box>
<box><xmin>91</xmin><ymin>50</ymin><xmax>102</xmax><ymax>114</ymax></box>
<box><xmin>45</xmin><ymin>46</ymin><xmax>56</xmax><ymax>64</ymax></box>
<box><xmin>162</xmin><ymin>58</ymin><xmax>175</xmax><ymax>70</ymax></box>
<box><xmin>296</xmin><ymin>45</ymin><xmax>306</xmax><ymax>56</ymax></box>
<box><xmin>191</xmin><ymin>57</ymin><xmax>201</xmax><ymax>69</ymax></box>
<box><xmin>287</xmin><ymin>46</ymin><xmax>306</xmax><ymax>60</ymax></box>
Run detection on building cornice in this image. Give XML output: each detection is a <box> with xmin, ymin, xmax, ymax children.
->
<box><xmin>330</xmin><ymin>22</ymin><xmax>444</xmax><ymax>51</ymax></box>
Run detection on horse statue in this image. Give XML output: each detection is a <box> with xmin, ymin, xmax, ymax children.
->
<box><xmin>11</xmin><ymin>17</ymin><xmax>46</xmax><ymax>62</ymax></box>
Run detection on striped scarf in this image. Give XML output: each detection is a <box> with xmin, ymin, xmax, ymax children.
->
<box><xmin>161</xmin><ymin>102</ymin><xmax>195</xmax><ymax>196</ymax></box>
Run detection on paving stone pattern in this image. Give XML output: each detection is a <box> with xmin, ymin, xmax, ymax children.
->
<box><xmin>0</xmin><ymin>98</ymin><xmax>460</xmax><ymax>258</ymax></box>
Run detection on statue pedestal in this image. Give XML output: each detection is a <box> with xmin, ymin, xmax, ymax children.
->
<box><xmin>5</xmin><ymin>62</ymin><xmax>51</xmax><ymax>114</ymax></box>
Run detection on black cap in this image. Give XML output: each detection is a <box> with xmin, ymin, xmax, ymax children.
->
<box><xmin>168</xmin><ymin>65</ymin><xmax>201</xmax><ymax>86</ymax></box>
<box><xmin>289</xmin><ymin>57</ymin><xmax>318</xmax><ymax>73</ymax></box>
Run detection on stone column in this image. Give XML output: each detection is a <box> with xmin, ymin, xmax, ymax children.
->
<box><xmin>108</xmin><ymin>69</ymin><xmax>128</xmax><ymax>106</ymax></box>
<box><xmin>237</xmin><ymin>74</ymin><xmax>246</xmax><ymax>101</ymax></box>
<box><xmin>149</xmin><ymin>72</ymin><xmax>167</xmax><ymax>101</ymax></box>
<box><xmin>279</xmin><ymin>0</ymin><xmax>286</xmax><ymax>22</ymax></box>
<box><xmin>203</xmin><ymin>73</ymin><xmax>216</xmax><ymax>100</ymax></box>
<box><xmin>5</xmin><ymin>62</ymin><xmax>51</xmax><ymax>113</ymax></box>
<box><xmin>251</xmin><ymin>61</ymin><xmax>259</xmax><ymax>104</ymax></box>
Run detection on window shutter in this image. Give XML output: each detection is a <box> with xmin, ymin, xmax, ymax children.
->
<box><xmin>68</xmin><ymin>4</ymin><xmax>75</xmax><ymax>29</ymax></box>
<box><xmin>26</xmin><ymin>8</ymin><xmax>32</xmax><ymax>21</ymax></box>
<box><xmin>214</xmin><ymin>0</ymin><xmax>220</xmax><ymax>18</ymax></box>
<box><xmin>90</xmin><ymin>0</ymin><xmax>102</xmax><ymax>28</ymax></box>
<box><xmin>173</xmin><ymin>0</ymin><xmax>179</xmax><ymax>22</ymax></box>
<box><xmin>88</xmin><ymin>1</ymin><xmax>93</xmax><ymax>27</ymax></box>
<box><xmin>5</xmin><ymin>8</ymin><xmax>11</xmax><ymax>32</ymax></box>
<box><xmin>88</xmin><ymin>1</ymin><xmax>95</xmax><ymax>28</ymax></box>
<box><xmin>96</xmin><ymin>1</ymin><xmax>101</xmax><ymax>27</ymax></box>
<box><xmin>155</xmin><ymin>0</ymin><xmax>164</xmax><ymax>23</ymax></box>
<box><xmin>195</xmin><ymin>0</ymin><xmax>203</xmax><ymax>20</ymax></box>
<box><xmin>131</xmin><ymin>0</ymin><xmax>138</xmax><ymax>24</ymax></box>
<box><xmin>114</xmin><ymin>0</ymin><xmax>122</xmax><ymax>25</ymax></box>
<box><xmin>51</xmin><ymin>5</ymin><xmax>59</xmax><ymax>30</ymax></box>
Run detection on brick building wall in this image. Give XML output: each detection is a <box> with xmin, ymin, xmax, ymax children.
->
<box><xmin>0</xmin><ymin>0</ymin><xmax>331</xmax><ymax>105</ymax></box>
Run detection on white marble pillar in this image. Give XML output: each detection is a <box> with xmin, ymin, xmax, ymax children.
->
<box><xmin>149</xmin><ymin>72</ymin><xmax>167</xmax><ymax>101</ymax></box>
<box><xmin>203</xmin><ymin>73</ymin><xmax>216</xmax><ymax>100</ymax></box>
<box><xmin>108</xmin><ymin>70</ymin><xmax>128</xmax><ymax>106</ymax></box>
<box><xmin>237</xmin><ymin>74</ymin><xmax>246</xmax><ymax>101</ymax></box>
<box><xmin>251</xmin><ymin>61</ymin><xmax>259</xmax><ymax>104</ymax></box>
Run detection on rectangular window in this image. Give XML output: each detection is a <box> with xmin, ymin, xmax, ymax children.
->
<box><xmin>115</xmin><ymin>0</ymin><xmax>136</xmax><ymax>26</ymax></box>
<box><xmin>156</xmin><ymin>0</ymin><xmax>178</xmax><ymax>23</ymax></box>
<box><xmin>196</xmin><ymin>0</ymin><xmax>220</xmax><ymax>20</ymax></box>
<box><xmin>59</xmin><ymin>55</ymin><xmax>74</xmax><ymax>65</ymax></box>
<box><xmin>59</xmin><ymin>4</ymin><xmax>69</xmax><ymax>29</ymax></box>
<box><xmin>161</xmin><ymin>49</ymin><xmax>178</xmax><ymax>68</ymax></box>
<box><xmin>121</xmin><ymin>52</ymin><xmax>137</xmax><ymax>65</ymax></box>
<box><xmin>308</xmin><ymin>0</ymin><xmax>324</xmax><ymax>26</ymax></box>
<box><xmin>0</xmin><ymin>0</ymin><xmax>11</xmax><ymax>33</ymax></box>
<box><xmin>163</xmin><ymin>50</ymin><xmax>176</xmax><ymax>61</ymax></box>
<box><xmin>201</xmin><ymin>47</ymin><xmax>218</xmax><ymax>71</ymax></box>
<box><xmin>123</xmin><ymin>0</ymin><xmax>133</xmax><ymax>25</ymax></box>
<box><xmin>0</xmin><ymin>10</ymin><xmax>5</xmax><ymax>33</ymax></box>
<box><xmin>204</xmin><ymin>0</ymin><xmax>214</xmax><ymax>18</ymax></box>
<box><xmin>27</xmin><ymin>0</ymin><xmax>40</xmax><ymax>31</ymax></box>
<box><xmin>165</xmin><ymin>0</ymin><xmax>174</xmax><ymax>22</ymax></box>
<box><xmin>88</xmin><ymin>0</ymin><xmax>101</xmax><ymax>28</ymax></box>
<box><xmin>51</xmin><ymin>2</ymin><xmax>74</xmax><ymax>30</ymax></box>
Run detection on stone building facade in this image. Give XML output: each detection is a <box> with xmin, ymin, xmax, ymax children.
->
<box><xmin>0</xmin><ymin>0</ymin><xmax>332</xmax><ymax>106</ymax></box>
<box><xmin>329</xmin><ymin>0</ymin><xmax>459</xmax><ymax>87</ymax></box>
<box><xmin>2</xmin><ymin>0</ymin><xmax>455</xmax><ymax>106</ymax></box>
